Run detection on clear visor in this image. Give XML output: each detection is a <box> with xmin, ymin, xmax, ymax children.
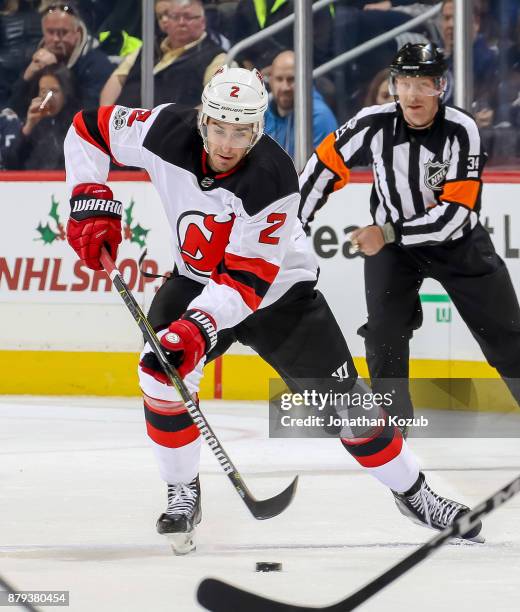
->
<box><xmin>204</xmin><ymin>121</ymin><xmax>256</xmax><ymax>150</ymax></box>
<box><xmin>389</xmin><ymin>75</ymin><xmax>446</xmax><ymax>97</ymax></box>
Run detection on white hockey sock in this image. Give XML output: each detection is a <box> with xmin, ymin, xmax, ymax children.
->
<box><xmin>149</xmin><ymin>435</ymin><xmax>201</xmax><ymax>484</ymax></box>
<box><xmin>365</xmin><ymin>441</ymin><xmax>420</xmax><ymax>493</ymax></box>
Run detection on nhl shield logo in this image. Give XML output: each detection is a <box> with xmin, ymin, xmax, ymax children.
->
<box><xmin>200</xmin><ymin>177</ymin><xmax>214</xmax><ymax>189</ymax></box>
<box><xmin>424</xmin><ymin>160</ymin><xmax>450</xmax><ymax>191</ymax></box>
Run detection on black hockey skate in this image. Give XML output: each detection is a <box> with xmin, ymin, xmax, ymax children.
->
<box><xmin>157</xmin><ymin>475</ymin><xmax>202</xmax><ymax>555</ymax></box>
<box><xmin>392</xmin><ymin>472</ymin><xmax>484</xmax><ymax>542</ymax></box>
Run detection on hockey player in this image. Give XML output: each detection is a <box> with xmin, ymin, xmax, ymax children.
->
<box><xmin>65</xmin><ymin>64</ymin><xmax>481</xmax><ymax>553</ymax></box>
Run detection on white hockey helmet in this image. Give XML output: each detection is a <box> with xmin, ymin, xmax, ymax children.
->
<box><xmin>199</xmin><ymin>65</ymin><xmax>268</xmax><ymax>152</ymax></box>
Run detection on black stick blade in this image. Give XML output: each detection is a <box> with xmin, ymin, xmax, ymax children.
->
<box><xmin>197</xmin><ymin>578</ymin><xmax>318</xmax><ymax>612</ymax></box>
<box><xmin>242</xmin><ymin>476</ymin><xmax>299</xmax><ymax>520</ymax></box>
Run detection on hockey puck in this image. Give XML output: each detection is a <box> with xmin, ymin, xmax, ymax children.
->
<box><xmin>255</xmin><ymin>562</ymin><xmax>282</xmax><ymax>572</ymax></box>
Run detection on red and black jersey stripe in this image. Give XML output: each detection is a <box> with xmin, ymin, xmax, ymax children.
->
<box><xmin>73</xmin><ymin>106</ymin><xmax>114</xmax><ymax>158</ymax></box>
<box><xmin>211</xmin><ymin>252</ymin><xmax>279</xmax><ymax>311</ymax></box>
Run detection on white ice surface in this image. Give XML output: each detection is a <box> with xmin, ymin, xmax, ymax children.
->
<box><xmin>1</xmin><ymin>397</ymin><xmax>519</xmax><ymax>611</ymax></box>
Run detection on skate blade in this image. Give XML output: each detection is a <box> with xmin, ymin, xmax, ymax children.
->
<box><xmin>395</xmin><ymin>503</ymin><xmax>485</xmax><ymax>542</ymax></box>
<box><xmin>406</xmin><ymin>516</ymin><xmax>486</xmax><ymax>543</ymax></box>
<box><xmin>407</xmin><ymin>516</ymin><xmax>486</xmax><ymax>544</ymax></box>
<box><xmin>454</xmin><ymin>533</ymin><xmax>486</xmax><ymax>544</ymax></box>
<box><xmin>165</xmin><ymin>531</ymin><xmax>196</xmax><ymax>555</ymax></box>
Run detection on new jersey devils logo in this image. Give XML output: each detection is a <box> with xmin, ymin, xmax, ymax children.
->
<box><xmin>177</xmin><ymin>211</ymin><xmax>234</xmax><ymax>277</ymax></box>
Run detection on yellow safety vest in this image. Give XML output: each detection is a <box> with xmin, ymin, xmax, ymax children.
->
<box><xmin>99</xmin><ymin>30</ymin><xmax>142</xmax><ymax>57</ymax></box>
<box><xmin>252</xmin><ymin>0</ymin><xmax>334</xmax><ymax>29</ymax></box>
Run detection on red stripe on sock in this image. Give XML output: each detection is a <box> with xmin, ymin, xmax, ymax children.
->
<box><xmin>146</xmin><ymin>421</ymin><xmax>200</xmax><ymax>448</ymax></box>
<box><xmin>353</xmin><ymin>429</ymin><xmax>404</xmax><ymax>468</ymax></box>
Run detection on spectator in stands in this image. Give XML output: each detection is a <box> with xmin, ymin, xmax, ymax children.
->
<box><xmin>70</xmin><ymin>0</ymin><xmax>141</xmax><ymax>39</ymax></box>
<box><xmin>504</xmin><ymin>19</ymin><xmax>520</xmax><ymax>129</ymax></box>
<box><xmin>87</xmin><ymin>0</ymin><xmax>143</xmax><ymax>59</ymax></box>
<box><xmin>364</xmin><ymin>68</ymin><xmax>392</xmax><ymax>106</ymax></box>
<box><xmin>203</xmin><ymin>0</ymin><xmax>235</xmax><ymax>48</ymax></box>
<box><xmin>264</xmin><ymin>50</ymin><xmax>337</xmax><ymax>160</ymax></box>
<box><xmin>100</xmin><ymin>0</ymin><xmax>226</xmax><ymax>108</ymax></box>
<box><xmin>3</xmin><ymin>64</ymin><xmax>79</xmax><ymax>169</ymax></box>
<box><xmin>330</xmin><ymin>1</ymin><xmax>436</xmax><ymax>122</ymax></box>
<box><xmin>0</xmin><ymin>107</ymin><xmax>22</xmax><ymax>168</ymax></box>
<box><xmin>440</xmin><ymin>0</ymin><xmax>499</xmax><ymax>128</ymax></box>
<box><xmin>8</xmin><ymin>1</ymin><xmax>113</xmax><ymax>118</ymax></box>
<box><xmin>232</xmin><ymin>0</ymin><xmax>333</xmax><ymax>70</ymax></box>
<box><xmin>0</xmin><ymin>0</ymin><xmax>42</xmax><ymax>107</ymax></box>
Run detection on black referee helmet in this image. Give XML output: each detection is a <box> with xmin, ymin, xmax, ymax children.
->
<box><xmin>390</xmin><ymin>42</ymin><xmax>448</xmax><ymax>78</ymax></box>
<box><xmin>388</xmin><ymin>42</ymin><xmax>448</xmax><ymax>98</ymax></box>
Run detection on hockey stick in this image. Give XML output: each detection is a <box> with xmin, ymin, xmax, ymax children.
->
<box><xmin>100</xmin><ymin>247</ymin><xmax>298</xmax><ymax>520</ymax></box>
<box><xmin>0</xmin><ymin>574</ymin><xmax>40</xmax><ymax>612</ymax></box>
<box><xmin>197</xmin><ymin>473</ymin><xmax>520</xmax><ymax>611</ymax></box>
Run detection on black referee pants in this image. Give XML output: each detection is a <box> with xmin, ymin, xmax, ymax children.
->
<box><xmin>358</xmin><ymin>223</ymin><xmax>520</xmax><ymax>416</ymax></box>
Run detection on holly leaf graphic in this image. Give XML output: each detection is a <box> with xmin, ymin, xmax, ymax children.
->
<box><xmin>35</xmin><ymin>223</ymin><xmax>58</xmax><ymax>244</ymax></box>
<box><xmin>49</xmin><ymin>196</ymin><xmax>61</xmax><ymax>226</ymax></box>
<box><xmin>125</xmin><ymin>200</ymin><xmax>135</xmax><ymax>227</ymax></box>
<box><xmin>130</xmin><ymin>224</ymin><xmax>149</xmax><ymax>248</ymax></box>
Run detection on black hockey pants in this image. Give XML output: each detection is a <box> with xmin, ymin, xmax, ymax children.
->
<box><xmin>147</xmin><ymin>274</ymin><xmax>358</xmax><ymax>397</ymax></box>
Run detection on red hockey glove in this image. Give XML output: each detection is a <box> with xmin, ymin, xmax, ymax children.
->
<box><xmin>66</xmin><ymin>183</ymin><xmax>123</xmax><ymax>270</ymax></box>
<box><xmin>140</xmin><ymin>310</ymin><xmax>218</xmax><ymax>383</ymax></box>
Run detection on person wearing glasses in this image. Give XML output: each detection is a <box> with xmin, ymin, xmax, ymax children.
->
<box><xmin>100</xmin><ymin>0</ymin><xmax>227</xmax><ymax>108</ymax></box>
<box><xmin>7</xmin><ymin>1</ymin><xmax>113</xmax><ymax>118</ymax></box>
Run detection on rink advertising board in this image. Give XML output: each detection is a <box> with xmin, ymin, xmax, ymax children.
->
<box><xmin>1</xmin><ymin>171</ymin><xmax>519</xmax><ymax>396</ymax></box>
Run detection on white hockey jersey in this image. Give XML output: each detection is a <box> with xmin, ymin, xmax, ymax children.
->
<box><xmin>64</xmin><ymin>104</ymin><xmax>317</xmax><ymax>331</ymax></box>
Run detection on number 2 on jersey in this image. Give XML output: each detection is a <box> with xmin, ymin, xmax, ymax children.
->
<box><xmin>259</xmin><ymin>213</ymin><xmax>287</xmax><ymax>245</ymax></box>
<box><xmin>128</xmin><ymin>109</ymin><xmax>152</xmax><ymax>127</ymax></box>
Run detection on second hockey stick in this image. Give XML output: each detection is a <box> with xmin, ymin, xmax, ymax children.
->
<box><xmin>100</xmin><ymin>247</ymin><xmax>298</xmax><ymax>520</ymax></box>
<box><xmin>0</xmin><ymin>574</ymin><xmax>40</xmax><ymax>612</ymax></box>
<box><xmin>197</xmin><ymin>473</ymin><xmax>520</xmax><ymax>611</ymax></box>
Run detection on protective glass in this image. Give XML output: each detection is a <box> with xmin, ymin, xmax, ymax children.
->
<box><xmin>389</xmin><ymin>75</ymin><xmax>446</xmax><ymax>97</ymax></box>
<box><xmin>205</xmin><ymin>122</ymin><xmax>255</xmax><ymax>150</ymax></box>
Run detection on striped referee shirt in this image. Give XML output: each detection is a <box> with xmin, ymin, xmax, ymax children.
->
<box><xmin>299</xmin><ymin>102</ymin><xmax>485</xmax><ymax>247</ymax></box>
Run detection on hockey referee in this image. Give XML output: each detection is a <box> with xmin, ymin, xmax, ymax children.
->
<box><xmin>299</xmin><ymin>42</ymin><xmax>520</xmax><ymax>419</ymax></box>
